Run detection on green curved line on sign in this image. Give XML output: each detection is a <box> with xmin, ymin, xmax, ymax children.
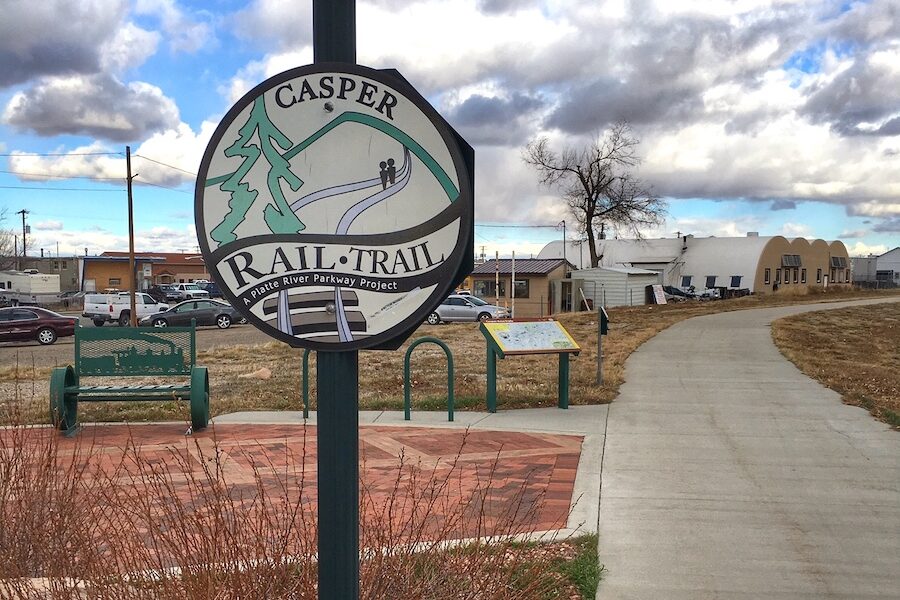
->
<box><xmin>206</xmin><ymin>111</ymin><xmax>460</xmax><ymax>202</ymax></box>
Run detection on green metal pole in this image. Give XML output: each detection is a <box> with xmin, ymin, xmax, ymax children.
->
<box><xmin>316</xmin><ymin>351</ymin><xmax>359</xmax><ymax>600</ymax></box>
<box><xmin>446</xmin><ymin>351</ymin><xmax>454</xmax><ymax>422</ymax></box>
<box><xmin>314</xmin><ymin>2</ymin><xmax>358</xmax><ymax>599</ymax></box>
<box><xmin>302</xmin><ymin>349</ymin><xmax>311</xmax><ymax>420</ymax></box>
<box><xmin>403</xmin><ymin>354</ymin><xmax>412</xmax><ymax>420</ymax></box>
<box><xmin>558</xmin><ymin>352</ymin><xmax>570</xmax><ymax>409</ymax></box>
<box><xmin>486</xmin><ymin>346</ymin><xmax>497</xmax><ymax>412</ymax></box>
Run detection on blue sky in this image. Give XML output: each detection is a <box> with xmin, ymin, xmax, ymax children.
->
<box><xmin>1</xmin><ymin>0</ymin><xmax>898</xmax><ymax>260</ymax></box>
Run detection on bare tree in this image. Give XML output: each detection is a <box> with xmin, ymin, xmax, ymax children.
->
<box><xmin>523</xmin><ymin>122</ymin><xmax>665</xmax><ymax>267</ymax></box>
<box><xmin>0</xmin><ymin>208</ymin><xmax>16</xmax><ymax>270</ymax></box>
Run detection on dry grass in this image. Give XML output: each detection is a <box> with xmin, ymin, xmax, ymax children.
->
<box><xmin>772</xmin><ymin>301</ymin><xmax>900</xmax><ymax>428</ymax></box>
<box><xmin>0</xmin><ymin>401</ymin><xmax>599</xmax><ymax>598</ymax></box>
<box><xmin>1</xmin><ymin>287</ymin><xmax>897</xmax><ymax>425</ymax></box>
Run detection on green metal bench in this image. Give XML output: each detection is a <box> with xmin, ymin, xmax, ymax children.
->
<box><xmin>49</xmin><ymin>322</ymin><xmax>209</xmax><ymax>434</ymax></box>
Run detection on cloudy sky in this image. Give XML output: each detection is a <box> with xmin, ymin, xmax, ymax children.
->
<box><xmin>1</xmin><ymin>0</ymin><xmax>898</xmax><ymax>260</ymax></box>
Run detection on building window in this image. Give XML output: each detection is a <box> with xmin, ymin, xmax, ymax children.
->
<box><xmin>62</xmin><ymin>260</ymin><xmax>68</xmax><ymax>269</ymax></box>
<box><xmin>764</xmin><ymin>268</ymin><xmax>770</xmax><ymax>284</ymax></box>
<box><xmin>108</xmin><ymin>278</ymin><xmax>121</xmax><ymax>286</ymax></box>
<box><xmin>782</xmin><ymin>254</ymin><xmax>802</xmax><ymax>267</ymax></box>
<box><xmin>52</xmin><ymin>261</ymin><xmax>59</xmax><ymax>270</ymax></box>
<box><xmin>816</xmin><ymin>268</ymin><xmax>822</xmax><ymax>283</ymax></box>
<box><xmin>801</xmin><ymin>268</ymin><xmax>807</xmax><ymax>283</ymax></box>
<box><xmin>775</xmin><ymin>269</ymin><xmax>781</xmax><ymax>284</ymax></box>
<box><xmin>473</xmin><ymin>279</ymin><xmax>505</xmax><ymax>298</ymax></box>
<box><xmin>793</xmin><ymin>269</ymin><xmax>798</xmax><ymax>284</ymax></box>
<box><xmin>512</xmin><ymin>279</ymin><xmax>529</xmax><ymax>298</ymax></box>
<box><xmin>681</xmin><ymin>275</ymin><xmax>693</xmax><ymax>288</ymax></box>
<box><xmin>705</xmin><ymin>275</ymin><xmax>717</xmax><ymax>288</ymax></box>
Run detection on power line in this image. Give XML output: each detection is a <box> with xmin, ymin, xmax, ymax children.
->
<box><xmin>0</xmin><ymin>151</ymin><xmax>120</xmax><ymax>157</ymax></box>
<box><xmin>0</xmin><ymin>185</ymin><xmax>124</xmax><ymax>192</ymax></box>
<box><xmin>0</xmin><ymin>169</ymin><xmax>124</xmax><ymax>181</ymax></box>
<box><xmin>132</xmin><ymin>154</ymin><xmax>197</xmax><ymax>176</ymax></box>
<box><xmin>476</xmin><ymin>223</ymin><xmax>563</xmax><ymax>228</ymax></box>
<box><xmin>137</xmin><ymin>180</ymin><xmax>192</xmax><ymax>194</ymax></box>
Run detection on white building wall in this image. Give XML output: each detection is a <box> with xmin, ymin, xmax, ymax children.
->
<box><xmin>876</xmin><ymin>248</ymin><xmax>900</xmax><ymax>284</ymax></box>
<box><xmin>572</xmin><ymin>267</ymin><xmax>660</xmax><ymax>307</ymax></box>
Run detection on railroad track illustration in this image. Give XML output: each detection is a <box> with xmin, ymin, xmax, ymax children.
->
<box><xmin>274</xmin><ymin>146</ymin><xmax>412</xmax><ymax>341</ymax></box>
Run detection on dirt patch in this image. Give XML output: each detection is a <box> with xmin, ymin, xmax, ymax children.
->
<box><xmin>772</xmin><ymin>301</ymin><xmax>900</xmax><ymax>427</ymax></box>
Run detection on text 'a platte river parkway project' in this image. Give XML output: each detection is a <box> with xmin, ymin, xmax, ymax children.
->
<box><xmin>196</xmin><ymin>65</ymin><xmax>472</xmax><ymax>350</ymax></box>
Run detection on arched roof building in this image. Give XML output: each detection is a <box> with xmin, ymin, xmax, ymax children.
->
<box><xmin>538</xmin><ymin>235</ymin><xmax>851</xmax><ymax>294</ymax></box>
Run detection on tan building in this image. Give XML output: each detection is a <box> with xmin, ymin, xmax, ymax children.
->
<box><xmin>79</xmin><ymin>252</ymin><xmax>211</xmax><ymax>292</ymax></box>
<box><xmin>469</xmin><ymin>258</ymin><xmax>572</xmax><ymax>318</ymax></box>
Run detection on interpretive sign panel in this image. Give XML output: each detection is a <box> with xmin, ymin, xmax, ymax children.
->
<box><xmin>481</xmin><ymin>319</ymin><xmax>580</xmax><ymax>355</ymax></box>
<box><xmin>195</xmin><ymin>63</ymin><xmax>473</xmax><ymax>351</ymax></box>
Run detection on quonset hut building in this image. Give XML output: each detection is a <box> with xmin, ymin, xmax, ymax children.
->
<box><xmin>538</xmin><ymin>234</ymin><xmax>851</xmax><ymax>295</ymax></box>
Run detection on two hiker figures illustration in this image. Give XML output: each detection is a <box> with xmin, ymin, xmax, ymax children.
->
<box><xmin>379</xmin><ymin>158</ymin><xmax>397</xmax><ymax>189</ymax></box>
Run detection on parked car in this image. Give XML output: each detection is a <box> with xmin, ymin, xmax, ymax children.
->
<box><xmin>147</xmin><ymin>284</ymin><xmax>182</xmax><ymax>303</ymax></box>
<box><xmin>82</xmin><ymin>292</ymin><xmax>169</xmax><ymax>326</ymax></box>
<box><xmin>0</xmin><ymin>307</ymin><xmax>78</xmax><ymax>345</ymax></box>
<box><xmin>426</xmin><ymin>295</ymin><xmax>508</xmax><ymax>325</ymax></box>
<box><xmin>198</xmin><ymin>281</ymin><xmax>224</xmax><ymax>298</ymax></box>
<box><xmin>172</xmin><ymin>283</ymin><xmax>210</xmax><ymax>300</ymax></box>
<box><xmin>139</xmin><ymin>299</ymin><xmax>241</xmax><ymax>329</ymax></box>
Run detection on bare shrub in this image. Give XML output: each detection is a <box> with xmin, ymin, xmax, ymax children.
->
<box><xmin>0</xmin><ymin>408</ymin><xmax>577</xmax><ymax>598</ymax></box>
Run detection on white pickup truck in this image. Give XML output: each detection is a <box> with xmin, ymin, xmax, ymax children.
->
<box><xmin>82</xmin><ymin>293</ymin><xmax>169</xmax><ymax>326</ymax></box>
<box><xmin>171</xmin><ymin>283</ymin><xmax>210</xmax><ymax>301</ymax></box>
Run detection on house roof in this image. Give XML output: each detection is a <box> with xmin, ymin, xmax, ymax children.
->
<box><xmin>470</xmin><ymin>258</ymin><xmax>572</xmax><ymax>276</ymax></box>
<box><xmin>101</xmin><ymin>251</ymin><xmax>205</xmax><ymax>266</ymax></box>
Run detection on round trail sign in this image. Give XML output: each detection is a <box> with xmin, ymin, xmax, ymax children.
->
<box><xmin>195</xmin><ymin>63</ymin><xmax>473</xmax><ymax>351</ymax></box>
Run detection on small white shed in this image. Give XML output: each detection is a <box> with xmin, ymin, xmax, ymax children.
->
<box><xmin>572</xmin><ymin>266</ymin><xmax>660</xmax><ymax>308</ymax></box>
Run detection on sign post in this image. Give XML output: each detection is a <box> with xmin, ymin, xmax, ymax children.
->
<box><xmin>312</xmin><ymin>3</ymin><xmax>359</xmax><ymax>598</ymax></box>
<box><xmin>194</xmin><ymin>1</ymin><xmax>473</xmax><ymax>596</ymax></box>
<box><xmin>597</xmin><ymin>306</ymin><xmax>609</xmax><ymax>385</ymax></box>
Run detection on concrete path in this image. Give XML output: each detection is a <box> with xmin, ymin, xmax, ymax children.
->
<box><xmin>597</xmin><ymin>298</ymin><xmax>900</xmax><ymax>599</ymax></box>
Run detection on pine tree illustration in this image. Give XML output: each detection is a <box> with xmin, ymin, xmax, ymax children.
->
<box><xmin>210</xmin><ymin>96</ymin><xmax>305</xmax><ymax>246</ymax></box>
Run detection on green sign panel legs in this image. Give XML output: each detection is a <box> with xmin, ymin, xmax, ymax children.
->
<box><xmin>558</xmin><ymin>352</ymin><xmax>570</xmax><ymax>409</ymax></box>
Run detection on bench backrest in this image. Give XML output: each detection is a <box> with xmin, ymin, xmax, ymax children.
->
<box><xmin>74</xmin><ymin>324</ymin><xmax>196</xmax><ymax>377</ymax></box>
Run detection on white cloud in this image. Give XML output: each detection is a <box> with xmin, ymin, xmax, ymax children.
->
<box><xmin>28</xmin><ymin>223</ymin><xmax>200</xmax><ymax>256</ymax></box>
<box><xmin>100</xmin><ymin>22</ymin><xmax>161</xmax><ymax>72</ymax></box>
<box><xmin>6</xmin><ymin>117</ymin><xmax>215</xmax><ymax>189</ymax></box>
<box><xmin>134</xmin><ymin>0</ymin><xmax>214</xmax><ymax>54</ymax></box>
<box><xmin>846</xmin><ymin>241</ymin><xmax>890</xmax><ymax>256</ymax></box>
<box><xmin>3</xmin><ymin>75</ymin><xmax>180</xmax><ymax>142</ymax></box>
<box><xmin>34</xmin><ymin>220</ymin><xmax>63</xmax><ymax>231</ymax></box>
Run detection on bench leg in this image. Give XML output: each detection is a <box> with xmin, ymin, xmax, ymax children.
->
<box><xmin>190</xmin><ymin>366</ymin><xmax>209</xmax><ymax>431</ymax></box>
<box><xmin>50</xmin><ymin>366</ymin><xmax>78</xmax><ymax>433</ymax></box>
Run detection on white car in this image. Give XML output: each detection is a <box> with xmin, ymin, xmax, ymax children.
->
<box><xmin>426</xmin><ymin>295</ymin><xmax>508</xmax><ymax>324</ymax></box>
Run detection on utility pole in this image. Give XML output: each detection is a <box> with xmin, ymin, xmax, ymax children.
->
<box><xmin>16</xmin><ymin>209</ymin><xmax>28</xmax><ymax>271</ymax></box>
<box><xmin>126</xmin><ymin>146</ymin><xmax>137</xmax><ymax>326</ymax></box>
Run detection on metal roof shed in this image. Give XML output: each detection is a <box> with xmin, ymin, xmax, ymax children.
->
<box><xmin>572</xmin><ymin>265</ymin><xmax>660</xmax><ymax>307</ymax></box>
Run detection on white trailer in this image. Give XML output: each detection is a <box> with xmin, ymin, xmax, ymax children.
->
<box><xmin>0</xmin><ymin>270</ymin><xmax>61</xmax><ymax>306</ymax></box>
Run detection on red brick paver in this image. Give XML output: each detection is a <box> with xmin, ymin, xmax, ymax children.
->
<box><xmin>49</xmin><ymin>423</ymin><xmax>583</xmax><ymax>542</ymax></box>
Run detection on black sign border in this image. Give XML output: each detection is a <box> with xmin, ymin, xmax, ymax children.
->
<box><xmin>195</xmin><ymin>63</ymin><xmax>473</xmax><ymax>352</ymax></box>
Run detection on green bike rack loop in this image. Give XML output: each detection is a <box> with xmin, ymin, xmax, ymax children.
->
<box><xmin>403</xmin><ymin>337</ymin><xmax>454</xmax><ymax>422</ymax></box>
<box><xmin>302</xmin><ymin>349</ymin><xmax>314</xmax><ymax>419</ymax></box>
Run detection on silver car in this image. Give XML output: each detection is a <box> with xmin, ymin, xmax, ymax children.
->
<box><xmin>426</xmin><ymin>295</ymin><xmax>508</xmax><ymax>324</ymax></box>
